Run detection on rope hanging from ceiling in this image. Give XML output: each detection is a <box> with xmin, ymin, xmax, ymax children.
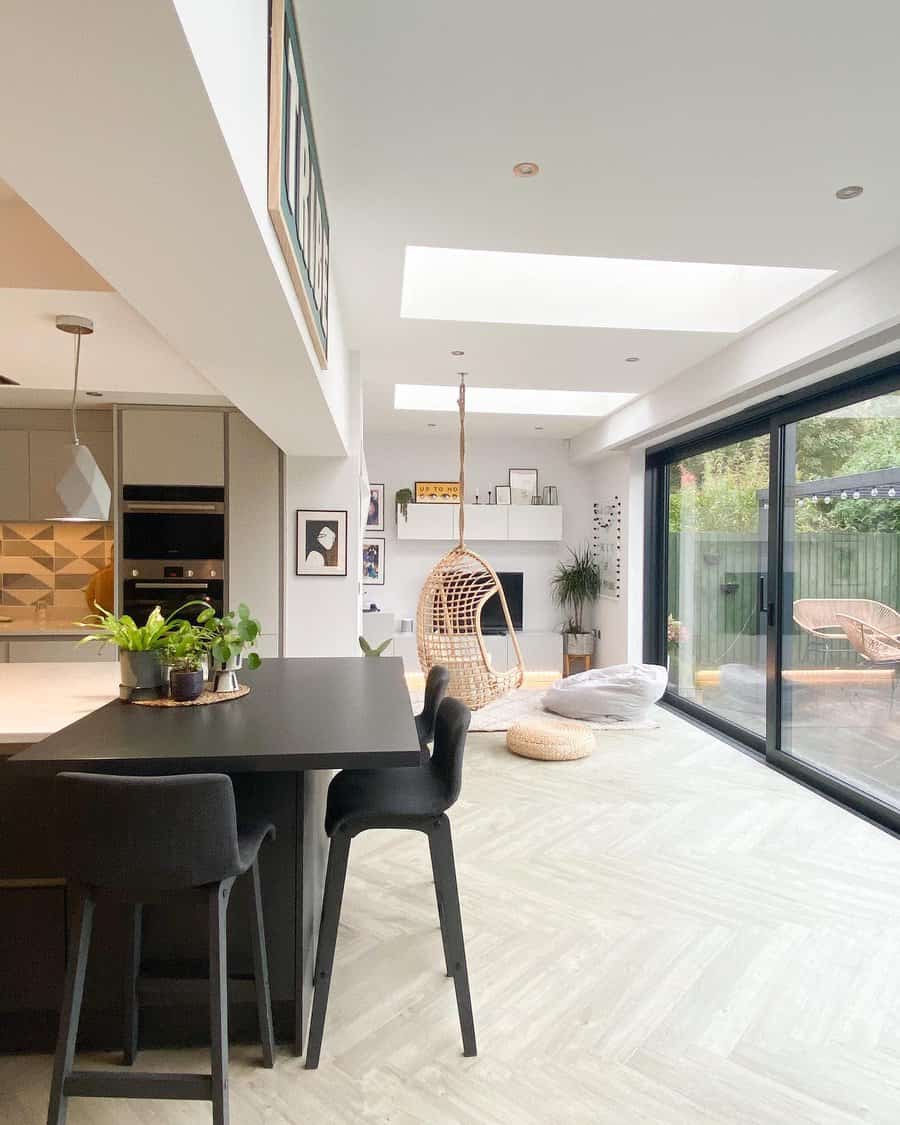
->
<box><xmin>415</xmin><ymin>373</ymin><xmax>525</xmax><ymax>709</ymax></box>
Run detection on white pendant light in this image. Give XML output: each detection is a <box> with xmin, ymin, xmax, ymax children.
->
<box><xmin>50</xmin><ymin>315</ymin><xmax>111</xmax><ymax>521</ymax></box>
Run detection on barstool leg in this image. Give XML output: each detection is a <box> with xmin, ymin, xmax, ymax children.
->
<box><xmin>429</xmin><ymin>816</ymin><xmax>477</xmax><ymax>1057</ymax></box>
<box><xmin>305</xmin><ymin>830</ymin><xmax>351</xmax><ymax>1069</ymax></box>
<box><xmin>123</xmin><ymin>903</ymin><xmax>142</xmax><ymax>1065</ymax></box>
<box><xmin>427</xmin><ymin>832</ymin><xmax>453</xmax><ymax>977</ymax></box>
<box><xmin>209</xmin><ymin>879</ymin><xmax>233</xmax><ymax>1125</ymax></box>
<box><xmin>47</xmin><ymin>888</ymin><xmax>95</xmax><ymax>1125</ymax></box>
<box><xmin>248</xmin><ymin>859</ymin><xmax>276</xmax><ymax>1068</ymax></box>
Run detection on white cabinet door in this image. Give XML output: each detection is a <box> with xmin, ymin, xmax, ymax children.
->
<box><xmin>396</xmin><ymin>504</ymin><xmax>455</xmax><ymax>540</ymax></box>
<box><xmin>226</xmin><ymin>413</ymin><xmax>279</xmax><ymax>642</ymax></box>
<box><xmin>517</xmin><ymin>631</ymin><xmax>563</xmax><ymax>674</ymax></box>
<box><xmin>28</xmin><ymin>430</ymin><xmax>114</xmax><ymax>521</ymax></box>
<box><xmin>0</xmin><ymin>431</ymin><xmax>30</xmax><ymax>520</ymax></box>
<box><xmin>454</xmin><ymin>504</ymin><xmax>507</xmax><ymax>541</ymax></box>
<box><xmin>122</xmin><ymin>409</ymin><xmax>225</xmax><ymax>486</ymax></box>
<box><xmin>507</xmin><ymin>505</ymin><xmax>563</xmax><ymax>541</ymax></box>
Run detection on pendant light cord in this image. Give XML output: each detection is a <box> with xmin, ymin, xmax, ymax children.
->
<box><xmin>458</xmin><ymin>372</ymin><xmax>466</xmax><ymax>548</ymax></box>
<box><xmin>70</xmin><ymin>332</ymin><xmax>82</xmax><ymax>447</ymax></box>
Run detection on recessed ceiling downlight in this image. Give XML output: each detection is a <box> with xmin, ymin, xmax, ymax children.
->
<box><xmin>513</xmin><ymin>162</ymin><xmax>539</xmax><ymax>178</ymax></box>
<box><xmin>835</xmin><ymin>185</ymin><xmax>864</xmax><ymax>200</ymax></box>
<box><xmin>450</xmin><ymin>349</ymin><xmax>465</xmax><ymax>356</ymax></box>
<box><xmin>625</xmin><ymin>356</ymin><xmax>640</xmax><ymax>363</ymax></box>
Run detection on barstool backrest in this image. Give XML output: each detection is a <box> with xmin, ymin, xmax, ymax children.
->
<box><xmin>56</xmin><ymin>772</ymin><xmax>244</xmax><ymax>891</ymax></box>
<box><xmin>429</xmin><ymin>697</ymin><xmax>471</xmax><ymax>807</ymax></box>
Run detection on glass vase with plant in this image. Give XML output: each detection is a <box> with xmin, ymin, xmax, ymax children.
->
<box><xmin>550</xmin><ymin>545</ymin><xmax>603</xmax><ymax>656</ymax></box>
<box><xmin>196</xmin><ymin>603</ymin><xmax>262</xmax><ymax>692</ymax></box>
<box><xmin>76</xmin><ymin>601</ymin><xmax>210</xmax><ymax>701</ymax></box>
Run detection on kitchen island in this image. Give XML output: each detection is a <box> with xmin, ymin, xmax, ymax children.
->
<box><xmin>1</xmin><ymin>657</ymin><xmax>420</xmax><ymax>1055</ymax></box>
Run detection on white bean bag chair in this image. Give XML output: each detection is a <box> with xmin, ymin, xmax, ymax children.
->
<box><xmin>542</xmin><ymin>664</ymin><xmax>668</xmax><ymax>722</ymax></box>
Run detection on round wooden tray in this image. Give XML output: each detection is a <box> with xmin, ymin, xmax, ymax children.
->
<box><xmin>131</xmin><ymin>684</ymin><xmax>251</xmax><ymax>708</ymax></box>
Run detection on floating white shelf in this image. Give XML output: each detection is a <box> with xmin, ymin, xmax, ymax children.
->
<box><xmin>396</xmin><ymin>503</ymin><xmax>562</xmax><ymax>542</ymax></box>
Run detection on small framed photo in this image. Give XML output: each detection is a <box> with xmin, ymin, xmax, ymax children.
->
<box><xmin>495</xmin><ymin>484</ymin><xmax>511</xmax><ymax>505</ymax></box>
<box><xmin>415</xmin><ymin>481</ymin><xmax>461</xmax><ymax>504</ymax></box>
<box><xmin>296</xmin><ymin>510</ymin><xmax>347</xmax><ymax>575</ymax></box>
<box><xmin>366</xmin><ymin>483</ymin><xmax>384</xmax><ymax>531</ymax></box>
<box><xmin>362</xmin><ymin>537</ymin><xmax>385</xmax><ymax>585</ymax></box>
<box><xmin>509</xmin><ymin>468</ymin><xmax>538</xmax><ymax>505</ymax></box>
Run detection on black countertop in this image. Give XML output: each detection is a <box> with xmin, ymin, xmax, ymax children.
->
<box><xmin>7</xmin><ymin>657</ymin><xmax>420</xmax><ymax>775</ymax></box>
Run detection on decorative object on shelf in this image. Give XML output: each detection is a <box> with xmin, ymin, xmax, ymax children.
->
<box><xmin>358</xmin><ymin>634</ymin><xmax>391</xmax><ymax>656</ymax></box>
<box><xmin>197</xmin><ymin>603</ymin><xmax>263</xmax><ymax>693</ymax></box>
<box><xmin>488</xmin><ymin>489</ymin><xmax>493</xmax><ymax>504</ymax></box>
<box><xmin>530</xmin><ymin>495</ymin><xmax>543</xmax><ymax>505</ymax></box>
<box><xmin>509</xmin><ymin>468</ymin><xmax>538</xmax><ymax>505</ymax></box>
<box><xmin>362</xmin><ymin>536</ymin><xmax>386</xmax><ymax>585</ymax></box>
<box><xmin>415</xmin><ymin>481</ymin><xmax>462</xmax><ymax>504</ymax></box>
<box><xmin>367</xmin><ymin>483</ymin><xmax>384</xmax><ymax>531</ymax></box>
<box><xmin>475</xmin><ymin>492</ymin><xmax>480</xmax><ymax>504</ymax></box>
<box><xmin>399</xmin><ymin>617</ymin><xmax>414</xmax><ymax>633</ymax></box>
<box><xmin>542</xmin><ymin>485</ymin><xmax>559</xmax><ymax>506</ymax></box>
<box><xmin>495</xmin><ymin>484</ymin><xmax>511</xmax><ymax>505</ymax></box>
<box><xmin>296</xmin><ymin>509</ymin><xmax>348</xmax><ymax>575</ymax></box>
<box><xmin>50</xmin><ymin>315</ymin><xmax>111</xmax><ymax>521</ymax></box>
<box><xmin>395</xmin><ymin>487</ymin><xmax>413</xmax><ymax>521</ymax></box>
<box><xmin>268</xmin><ymin>0</ymin><xmax>330</xmax><ymax>367</ymax></box>
<box><xmin>551</xmin><ymin>545</ymin><xmax>603</xmax><ymax>660</ymax></box>
<box><xmin>592</xmin><ymin>495</ymin><xmax>622</xmax><ymax>600</ymax></box>
<box><xmin>76</xmin><ymin>601</ymin><xmax>207</xmax><ymax>701</ymax></box>
<box><xmin>416</xmin><ymin>373</ymin><xmax>524</xmax><ymax>709</ymax></box>
<box><xmin>132</xmin><ymin>684</ymin><xmax>251</xmax><ymax>708</ymax></box>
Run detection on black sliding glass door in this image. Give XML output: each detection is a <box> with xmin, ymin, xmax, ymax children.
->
<box><xmin>646</xmin><ymin>359</ymin><xmax>900</xmax><ymax>830</ymax></box>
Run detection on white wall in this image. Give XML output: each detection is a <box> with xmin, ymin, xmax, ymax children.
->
<box><xmin>364</xmin><ymin>433</ymin><xmax>592</xmax><ymax>633</ymax></box>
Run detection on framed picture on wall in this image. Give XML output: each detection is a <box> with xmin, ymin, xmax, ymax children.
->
<box><xmin>296</xmin><ymin>510</ymin><xmax>347</xmax><ymax>575</ymax></box>
<box><xmin>366</xmin><ymin>483</ymin><xmax>384</xmax><ymax>531</ymax></box>
<box><xmin>362</xmin><ymin>537</ymin><xmax>385</xmax><ymax>585</ymax></box>
<box><xmin>509</xmin><ymin>468</ymin><xmax>538</xmax><ymax>505</ymax></box>
<box><xmin>415</xmin><ymin>481</ymin><xmax>461</xmax><ymax>504</ymax></box>
<box><xmin>495</xmin><ymin>484</ymin><xmax>511</xmax><ymax>505</ymax></box>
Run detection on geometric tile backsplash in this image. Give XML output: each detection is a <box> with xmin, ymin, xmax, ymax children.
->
<box><xmin>0</xmin><ymin>522</ymin><xmax>113</xmax><ymax>609</ymax></box>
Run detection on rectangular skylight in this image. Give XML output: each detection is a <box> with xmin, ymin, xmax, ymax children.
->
<box><xmin>401</xmin><ymin>246</ymin><xmax>835</xmax><ymax>333</ymax></box>
<box><xmin>394</xmin><ymin>384</ymin><xmax>634</xmax><ymax>417</ymax></box>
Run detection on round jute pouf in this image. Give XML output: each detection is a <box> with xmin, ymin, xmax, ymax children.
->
<box><xmin>506</xmin><ymin>714</ymin><xmax>594</xmax><ymax>762</ymax></box>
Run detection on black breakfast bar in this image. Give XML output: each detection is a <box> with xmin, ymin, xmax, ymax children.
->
<box><xmin>2</xmin><ymin>657</ymin><xmax>420</xmax><ymax>1055</ymax></box>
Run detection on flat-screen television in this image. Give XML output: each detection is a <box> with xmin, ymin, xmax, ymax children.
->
<box><xmin>481</xmin><ymin>572</ymin><xmax>523</xmax><ymax>634</ymax></box>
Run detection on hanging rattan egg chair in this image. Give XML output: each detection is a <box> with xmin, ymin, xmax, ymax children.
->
<box><xmin>416</xmin><ymin>376</ymin><xmax>525</xmax><ymax>709</ymax></box>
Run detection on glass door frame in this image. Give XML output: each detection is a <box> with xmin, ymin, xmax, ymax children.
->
<box><xmin>645</xmin><ymin>352</ymin><xmax>900</xmax><ymax>833</ymax></box>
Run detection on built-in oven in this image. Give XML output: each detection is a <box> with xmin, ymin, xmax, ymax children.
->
<box><xmin>121</xmin><ymin>485</ymin><xmax>226</xmax><ymax>622</ymax></box>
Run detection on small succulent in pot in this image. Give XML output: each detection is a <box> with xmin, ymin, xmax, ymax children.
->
<box><xmin>197</xmin><ymin>603</ymin><xmax>262</xmax><ymax>692</ymax></box>
<box><xmin>163</xmin><ymin>624</ymin><xmax>211</xmax><ymax>702</ymax></box>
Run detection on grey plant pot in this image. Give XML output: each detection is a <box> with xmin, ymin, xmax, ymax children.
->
<box><xmin>169</xmin><ymin>668</ymin><xmax>205</xmax><ymax>703</ymax></box>
<box><xmin>563</xmin><ymin>632</ymin><xmax>595</xmax><ymax>657</ymax></box>
<box><xmin>119</xmin><ymin>649</ymin><xmax>164</xmax><ymax>702</ymax></box>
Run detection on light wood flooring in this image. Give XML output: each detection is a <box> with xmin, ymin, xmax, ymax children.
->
<box><xmin>5</xmin><ymin>708</ymin><xmax>900</xmax><ymax>1123</ymax></box>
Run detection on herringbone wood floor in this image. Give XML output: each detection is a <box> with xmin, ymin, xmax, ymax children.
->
<box><xmin>5</xmin><ymin>707</ymin><xmax>900</xmax><ymax>1123</ymax></box>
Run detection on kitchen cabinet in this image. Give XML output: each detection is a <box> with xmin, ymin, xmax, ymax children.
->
<box><xmin>28</xmin><ymin>430</ymin><xmax>114</xmax><ymax>521</ymax></box>
<box><xmin>122</xmin><ymin>408</ymin><xmax>225</xmax><ymax>486</ymax></box>
<box><xmin>7</xmin><ymin>639</ymin><xmax>116</xmax><ymax>663</ymax></box>
<box><xmin>227</xmin><ymin>413</ymin><xmax>280</xmax><ymax>654</ymax></box>
<box><xmin>0</xmin><ymin>431</ymin><xmax>30</xmax><ymax>520</ymax></box>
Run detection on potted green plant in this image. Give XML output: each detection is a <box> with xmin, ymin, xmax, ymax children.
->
<box><xmin>395</xmin><ymin>487</ymin><xmax>413</xmax><ymax>521</ymax></box>
<box><xmin>197</xmin><ymin>603</ymin><xmax>262</xmax><ymax>692</ymax></box>
<box><xmin>77</xmin><ymin>602</ymin><xmax>207</xmax><ymax>701</ymax></box>
<box><xmin>550</xmin><ymin>545</ymin><xmax>603</xmax><ymax>658</ymax></box>
<box><xmin>163</xmin><ymin>623</ymin><xmax>211</xmax><ymax>702</ymax></box>
<box><xmin>358</xmin><ymin>635</ymin><xmax>391</xmax><ymax>656</ymax></box>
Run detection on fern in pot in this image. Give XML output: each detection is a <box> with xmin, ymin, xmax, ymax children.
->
<box><xmin>197</xmin><ymin>603</ymin><xmax>262</xmax><ymax>692</ymax></box>
<box><xmin>550</xmin><ymin>545</ymin><xmax>603</xmax><ymax>657</ymax></box>
<box><xmin>77</xmin><ymin>602</ymin><xmax>208</xmax><ymax>701</ymax></box>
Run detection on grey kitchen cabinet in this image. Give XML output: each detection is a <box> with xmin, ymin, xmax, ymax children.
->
<box><xmin>7</xmin><ymin>639</ymin><xmax>116</xmax><ymax>662</ymax></box>
<box><xmin>227</xmin><ymin>412</ymin><xmax>280</xmax><ymax>653</ymax></box>
<box><xmin>122</xmin><ymin>408</ymin><xmax>225</xmax><ymax>486</ymax></box>
<box><xmin>0</xmin><ymin>431</ymin><xmax>31</xmax><ymax>520</ymax></box>
<box><xmin>28</xmin><ymin>429</ymin><xmax>114</xmax><ymax>521</ymax></box>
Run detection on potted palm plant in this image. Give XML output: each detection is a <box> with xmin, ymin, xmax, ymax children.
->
<box><xmin>77</xmin><ymin>602</ymin><xmax>207</xmax><ymax>701</ymax></box>
<box><xmin>550</xmin><ymin>545</ymin><xmax>603</xmax><ymax>658</ymax></box>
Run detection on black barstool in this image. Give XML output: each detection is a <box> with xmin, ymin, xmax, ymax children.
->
<box><xmin>48</xmin><ymin>772</ymin><xmax>276</xmax><ymax>1125</ymax></box>
<box><xmin>306</xmin><ymin>696</ymin><xmax>476</xmax><ymax>1068</ymax></box>
<box><xmin>415</xmin><ymin>664</ymin><xmax>450</xmax><ymax>759</ymax></box>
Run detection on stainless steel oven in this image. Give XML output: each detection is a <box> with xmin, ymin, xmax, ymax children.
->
<box><xmin>121</xmin><ymin>486</ymin><xmax>225</xmax><ymax>622</ymax></box>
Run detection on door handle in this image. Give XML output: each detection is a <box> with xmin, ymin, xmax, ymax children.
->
<box><xmin>134</xmin><ymin>582</ymin><xmax>210</xmax><ymax>590</ymax></box>
<box><xmin>758</xmin><ymin>574</ymin><xmax>767</xmax><ymax>617</ymax></box>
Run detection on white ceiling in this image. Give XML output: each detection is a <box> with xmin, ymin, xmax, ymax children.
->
<box><xmin>297</xmin><ymin>0</ymin><xmax>900</xmax><ymax>437</ymax></box>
